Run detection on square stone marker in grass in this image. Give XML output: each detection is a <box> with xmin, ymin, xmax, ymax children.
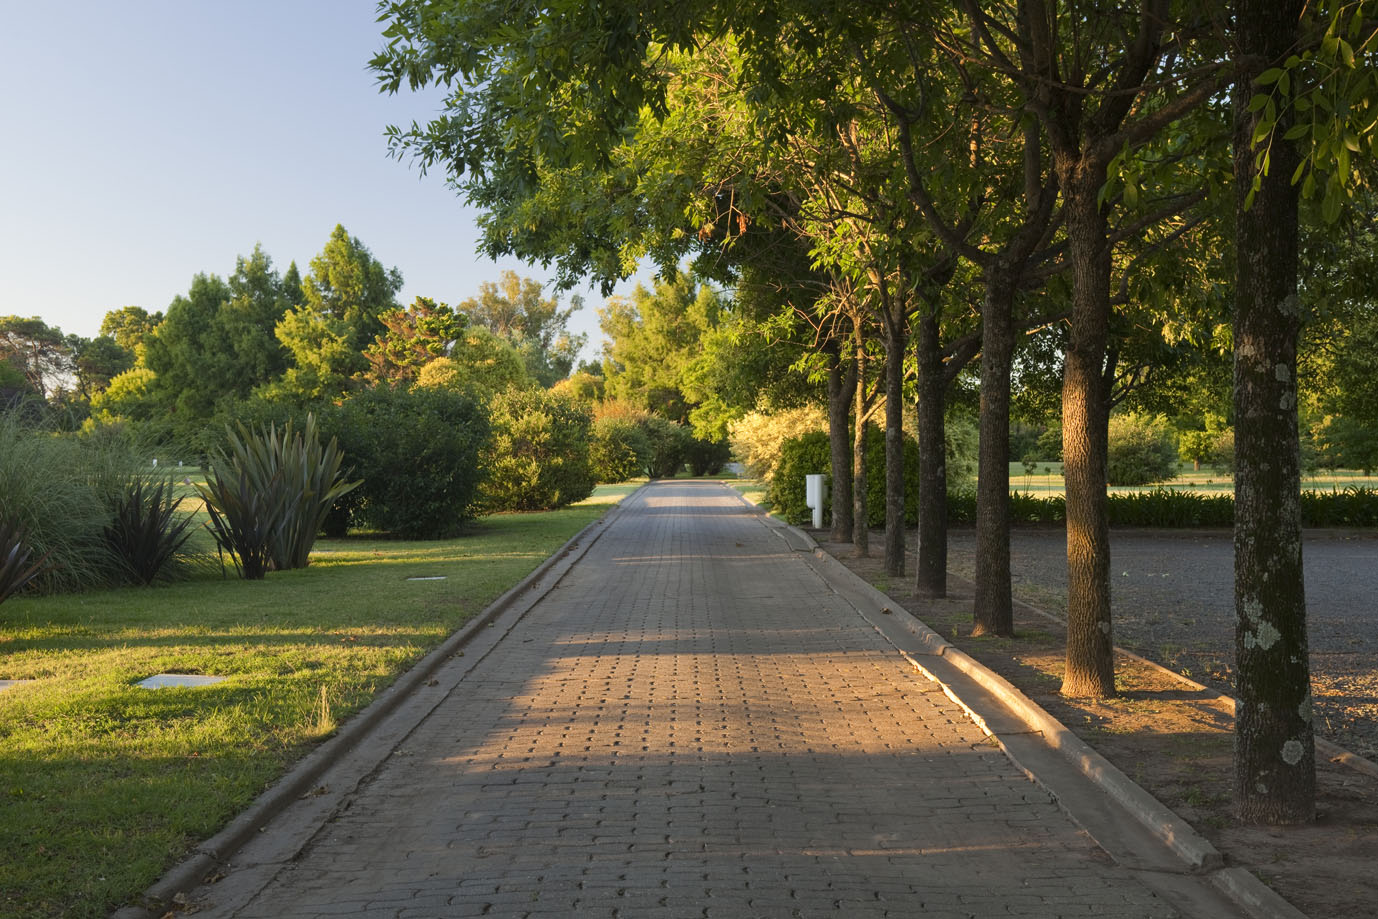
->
<box><xmin>137</xmin><ymin>674</ymin><xmax>228</xmax><ymax>689</ymax></box>
<box><xmin>0</xmin><ymin>680</ymin><xmax>33</xmax><ymax>693</ymax></box>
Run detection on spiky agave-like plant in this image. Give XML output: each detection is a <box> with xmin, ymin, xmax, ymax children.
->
<box><xmin>0</xmin><ymin>518</ymin><xmax>50</xmax><ymax>604</ymax></box>
<box><xmin>198</xmin><ymin>415</ymin><xmax>358</xmax><ymax>578</ymax></box>
<box><xmin>103</xmin><ymin>477</ymin><xmax>198</xmax><ymax>585</ymax></box>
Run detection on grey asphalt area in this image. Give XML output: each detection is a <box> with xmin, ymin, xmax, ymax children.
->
<box><xmin>944</xmin><ymin>528</ymin><xmax>1378</xmax><ymax>760</ymax></box>
<box><xmin>177</xmin><ymin>482</ymin><xmax>1251</xmax><ymax>918</ymax></box>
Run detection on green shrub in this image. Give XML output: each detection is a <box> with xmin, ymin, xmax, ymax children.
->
<box><xmin>326</xmin><ymin>385</ymin><xmax>489</xmax><ymax>538</ymax></box>
<box><xmin>685</xmin><ymin>437</ymin><xmax>732</xmax><ymax>476</ymax></box>
<box><xmin>1108</xmin><ymin>489</ymin><xmax>1233</xmax><ymax>527</ymax></box>
<box><xmin>1107</xmin><ymin>414</ymin><xmax>1178</xmax><ymax>486</ymax></box>
<box><xmin>1301</xmin><ymin>485</ymin><xmax>1378</xmax><ymax>527</ymax></box>
<box><xmin>482</xmin><ymin>389</ymin><xmax>595</xmax><ymax>511</ymax></box>
<box><xmin>640</xmin><ymin>416</ymin><xmax>693</xmax><ymax>478</ymax></box>
<box><xmin>726</xmin><ymin>406</ymin><xmax>827</xmax><ymax>483</ymax></box>
<box><xmin>768</xmin><ymin>431</ymin><xmax>832</xmax><ymax>524</ymax></box>
<box><xmin>589</xmin><ymin>416</ymin><xmax>651</xmax><ymax>484</ymax></box>
<box><xmin>770</xmin><ymin>428</ymin><xmax>925</xmax><ymax>527</ymax></box>
<box><xmin>1011</xmin><ymin>490</ymin><xmax>1066</xmax><ymax>524</ymax></box>
<box><xmin>1035</xmin><ymin>425</ymin><xmax>1063</xmax><ymax>462</ymax></box>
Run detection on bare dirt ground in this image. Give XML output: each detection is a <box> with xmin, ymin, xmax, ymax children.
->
<box><xmin>819</xmin><ymin>527</ymin><xmax>1378</xmax><ymax>919</ymax></box>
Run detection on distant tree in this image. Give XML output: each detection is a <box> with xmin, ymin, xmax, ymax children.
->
<box><xmin>458</xmin><ymin>271</ymin><xmax>586</xmax><ymax>387</ymax></box>
<box><xmin>414</xmin><ymin>326</ymin><xmax>533</xmax><ymax>397</ymax></box>
<box><xmin>69</xmin><ymin>335</ymin><xmax>133</xmax><ymax>399</ymax></box>
<box><xmin>0</xmin><ymin>316</ymin><xmax>75</xmax><ymax>397</ymax></box>
<box><xmin>144</xmin><ymin>246</ymin><xmax>296</xmax><ymax>422</ymax></box>
<box><xmin>600</xmin><ymin>274</ymin><xmax>724</xmax><ymax>423</ymax></box>
<box><xmin>363</xmin><ymin>297</ymin><xmax>468</xmax><ymax>384</ymax></box>
<box><xmin>89</xmin><ymin>367</ymin><xmax>160</xmax><ymax>423</ymax></box>
<box><xmin>275</xmin><ymin>225</ymin><xmax>402</xmax><ymax>398</ymax></box>
<box><xmin>99</xmin><ymin>306</ymin><xmax>162</xmax><ymax>357</ymax></box>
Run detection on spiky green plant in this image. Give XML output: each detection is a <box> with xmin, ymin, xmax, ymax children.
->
<box><xmin>0</xmin><ymin>518</ymin><xmax>50</xmax><ymax>604</ymax></box>
<box><xmin>102</xmin><ymin>477</ymin><xmax>197</xmax><ymax>584</ymax></box>
<box><xmin>198</xmin><ymin>415</ymin><xmax>358</xmax><ymax>578</ymax></box>
<box><xmin>199</xmin><ymin>466</ymin><xmax>277</xmax><ymax>579</ymax></box>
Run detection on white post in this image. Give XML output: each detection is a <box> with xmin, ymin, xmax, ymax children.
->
<box><xmin>805</xmin><ymin>474</ymin><xmax>828</xmax><ymax>530</ymax></box>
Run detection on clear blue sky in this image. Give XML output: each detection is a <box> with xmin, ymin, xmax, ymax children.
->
<box><xmin>0</xmin><ymin>1</ymin><xmax>645</xmax><ymax>357</ymax></box>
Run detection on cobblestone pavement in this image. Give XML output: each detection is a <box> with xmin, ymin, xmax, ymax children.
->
<box><xmin>213</xmin><ymin>482</ymin><xmax>1207</xmax><ymax>918</ymax></box>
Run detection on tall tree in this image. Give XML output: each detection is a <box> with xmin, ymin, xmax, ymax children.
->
<box><xmin>275</xmin><ymin>225</ymin><xmax>402</xmax><ymax>398</ymax></box>
<box><xmin>145</xmin><ymin>245</ymin><xmax>298</xmax><ymax>420</ymax></box>
<box><xmin>99</xmin><ymin>306</ymin><xmax>162</xmax><ymax>357</ymax></box>
<box><xmin>364</xmin><ymin>296</ymin><xmax>469</xmax><ymax>384</ymax></box>
<box><xmin>457</xmin><ymin>271</ymin><xmax>586</xmax><ymax>387</ymax></box>
<box><xmin>600</xmin><ymin>274</ymin><xmax>725</xmax><ymax>422</ymax></box>
<box><xmin>0</xmin><ymin>316</ymin><xmax>75</xmax><ymax>398</ymax></box>
<box><xmin>1231</xmin><ymin>0</ymin><xmax>1313</xmax><ymax>825</ymax></box>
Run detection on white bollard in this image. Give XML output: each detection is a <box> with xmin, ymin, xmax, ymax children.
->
<box><xmin>804</xmin><ymin>474</ymin><xmax>828</xmax><ymax>530</ymax></box>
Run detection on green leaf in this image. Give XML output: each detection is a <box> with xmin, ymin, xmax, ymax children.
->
<box><xmin>1284</xmin><ymin>123</ymin><xmax>1309</xmax><ymax>141</ymax></box>
<box><xmin>1256</xmin><ymin>67</ymin><xmax>1285</xmax><ymax>85</ymax></box>
<box><xmin>1247</xmin><ymin>93</ymin><xmax>1270</xmax><ymax>113</ymax></box>
<box><xmin>1339</xmin><ymin>38</ymin><xmax>1356</xmax><ymax>69</ymax></box>
<box><xmin>1322</xmin><ymin>187</ymin><xmax>1342</xmax><ymax>223</ymax></box>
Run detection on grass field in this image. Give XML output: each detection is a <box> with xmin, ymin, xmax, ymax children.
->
<box><xmin>1007</xmin><ymin>462</ymin><xmax>1374</xmax><ymax>496</ymax></box>
<box><xmin>0</xmin><ymin>486</ymin><xmax>631</xmax><ymax>919</ymax></box>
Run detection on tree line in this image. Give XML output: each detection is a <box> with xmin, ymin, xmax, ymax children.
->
<box><xmin>0</xmin><ymin>225</ymin><xmax>588</xmax><ymax>446</ymax></box>
<box><xmin>369</xmin><ymin>0</ymin><xmax>1378</xmax><ymax>824</ymax></box>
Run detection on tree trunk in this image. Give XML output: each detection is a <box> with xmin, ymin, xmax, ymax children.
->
<box><xmin>827</xmin><ymin>341</ymin><xmax>856</xmax><ymax>543</ymax></box>
<box><xmin>852</xmin><ymin>334</ymin><xmax>870</xmax><ymax>555</ymax></box>
<box><xmin>915</xmin><ymin>310</ymin><xmax>948</xmax><ymax>598</ymax></box>
<box><xmin>1232</xmin><ymin>0</ymin><xmax>1314</xmax><ymax>824</ymax></box>
<box><xmin>1059</xmin><ymin>162</ymin><xmax>1117</xmax><ymax>699</ymax></box>
<box><xmin>972</xmin><ymin>270</ymin><xmax>1015</xmax><ymax>637</ymax></box>
<box><xmin>884</xmin><ymin>316</ymin><xmax>907</xmax><ymax>577</ymax></box>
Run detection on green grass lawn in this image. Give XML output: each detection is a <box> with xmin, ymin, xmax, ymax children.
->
<box><xmin>0</xmin><ymin>487</ymin><xmax>630</xmax><ymax>919</ymax></box>
<box><xmin>1008</xmin><ymin>461</ymin><xmax>1375</xmax><ymax>496</ymax></box>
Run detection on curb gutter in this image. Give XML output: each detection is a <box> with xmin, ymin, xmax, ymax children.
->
<box><xmin>111</xmin><ymin>496</ymin><xmax>632</xmax><ymax>919</ymax></box>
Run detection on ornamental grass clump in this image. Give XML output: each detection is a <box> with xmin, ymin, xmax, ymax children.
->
<box><xmin>199</xmin><ymin>415</ymin><xmax>358</xmax><ymax>579</ymax></box>
<box><xmin>0</xmin><ymin>413</ymin><xmax>120</xmax><ymax>593</ymax></box>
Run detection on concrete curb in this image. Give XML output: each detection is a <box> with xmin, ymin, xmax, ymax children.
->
<box><xmin>781</xmin><ymin>531</ymin><xmax>1308</xmax><ymax>919</ymax></box>
<box><xmin>111</xmin><ymin>497</ymin><xmax>632</xmax><ymax>919</ymax></box>
<box><xmin>946</xmin><ymin>568</ymin><xmax>1378</xmax><ymax>782</ymax></box>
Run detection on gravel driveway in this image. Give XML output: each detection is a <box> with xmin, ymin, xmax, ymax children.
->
<box><xmin>943</xmin><ymin>528</ymin><xmax>1378</xmax><ymax>760</ymax></box>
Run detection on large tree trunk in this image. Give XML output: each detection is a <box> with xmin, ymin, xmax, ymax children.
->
<box><xmin>972</xmin><ymin>270</ymin><xmax>1015</xmax><ymax>637</ymax></box>
<box><xmin>827</xmin><ymin>341</ymin><xmax>856</xmax><ymax>543</ymax></box>
<box><xmin>852</xmin><ymin>332</ymin><xmax>870</xmax><ymax>555</ymax></box>
<box><xmin>1232</xmin><ymin>0</ymin><xmax>1314</xmax><ymax>824</ymax></box>
<box><xmin>915</xmin><ymin>310</ymin><xmax>948</xmax><ymax>598</ymax></box>
<box><xmin>884</xmin><ymin>316</ymin><xmax>907</xmax><ymax>577</ymax></box>
<box><xmin>1059</xmin><ymin>162</ymin><xmax>1117</xmax><ymax>699</ymax></box>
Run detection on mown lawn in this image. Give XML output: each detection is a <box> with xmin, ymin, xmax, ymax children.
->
<box><xmin>0</xmin><ymin>490</ymin><xmax>626</xmax><ymax>919</ymax></box>
<box><xmin>1008</xmin><ymin>461</ymin><xmax>1376</xmax><ymax>496</ymax></box>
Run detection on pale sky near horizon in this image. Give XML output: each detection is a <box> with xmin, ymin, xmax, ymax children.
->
<box><xmin>0</xmin><ymin>1</ymin><xmax>648</xmax><ymax>359</ymax></box>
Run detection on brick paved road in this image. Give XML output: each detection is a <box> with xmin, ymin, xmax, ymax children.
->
<box><xmin>218</xmin><ymin>481</ymin><xmax>1195</xmax><ymax>918</ymax></box>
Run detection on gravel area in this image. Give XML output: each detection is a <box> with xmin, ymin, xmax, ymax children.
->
<box><xmin>943</xmin><ymin>527</ymin><xmax>1378</xmax><ymax>761</ymax></box>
